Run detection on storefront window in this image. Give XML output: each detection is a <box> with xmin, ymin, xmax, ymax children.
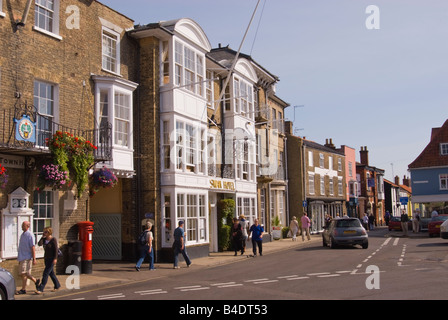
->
<box><xmin>172</xmin><ymin>192</ymin><xmax>208</xmax><ymax>246</ymax></box>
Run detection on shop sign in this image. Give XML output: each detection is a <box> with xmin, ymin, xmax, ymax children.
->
<box><xmin>209</xmin><ymin>179</ymin><xmax>235</xmax><ymax>191</ymax></box>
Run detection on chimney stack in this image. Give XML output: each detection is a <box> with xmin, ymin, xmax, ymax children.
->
<box><xmin>402</xmin><ymin>175</ymin><xmax>411</xmax><ymax>187</ymax></box>
<box><xmin>395</xmin><ymin>175</ymin><xmax>400</xmax><ymax>185</ymax></box>
<box><xmin>324</xmin><ymin>138</ymin><xmax>336</xmax><ymax>149</ymax></box>
<box><xmin>360</xmin><ymin>146</ymin><xmax>369</xmax><ymax>166</ymax></box>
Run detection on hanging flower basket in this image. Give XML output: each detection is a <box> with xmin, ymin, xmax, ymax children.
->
<box><xmin>89</xmin><ymin>166</ymin><xmax>118</xmax><ymax>197</ymax></box>
<box><xmin>0</xmin><ymin>164</ymin><xmax>8</xmax><ymax>189</ymax></box>
<box><xmin>44</xmin><ymin>131</ymin><xmax>97</xmax><ymax>198</ymax></box>
<box><xmin>36</xmin><ymin>164</ymin><xmax>69</xmax><ymax>191</ymax></box>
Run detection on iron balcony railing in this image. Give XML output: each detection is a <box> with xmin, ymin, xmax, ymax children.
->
<box><xmin>0</xmin><ymin>103</ymin><xmax>112</xmax><ymax>162</ymax></box>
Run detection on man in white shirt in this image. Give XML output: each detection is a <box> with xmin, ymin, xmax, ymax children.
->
<box><xmin>16</xmin><ymin>221</ymin><xmax>39</xmax><ymax>295</ymax></box>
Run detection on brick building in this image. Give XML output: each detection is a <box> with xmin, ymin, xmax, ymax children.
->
<box><xmin>0</xmin><ymin>0</ymin><xmax>138</xmax><ymax>276</ymax></box>
<box><xmin>286</xmin><ymin>124</ymin><xmax>346</xmax><ymax>233</ymax></box>
<box><xmin>356</xmin><ymin>146</ymin><xmax>385</xmax><ymax>226</ymax></box>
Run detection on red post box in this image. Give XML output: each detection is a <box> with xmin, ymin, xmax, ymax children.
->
<box><xmin>77</xmin><ymin>221</ymin><xmax>94</xmax><ymax>274</ymax></box>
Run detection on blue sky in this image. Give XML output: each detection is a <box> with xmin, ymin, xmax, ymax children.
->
<box><xmin>101</xmin><ymin>0</ymin><xmax>448</xmax><ymax>182</ymax></box>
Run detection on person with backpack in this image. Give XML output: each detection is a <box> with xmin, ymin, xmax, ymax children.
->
<box><xmin>135</xmin><ymin>220</ymin><xmax>154</xmax><ymax>271</ymax></box>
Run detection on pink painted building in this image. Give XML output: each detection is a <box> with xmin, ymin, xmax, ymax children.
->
<box><xmin>324</xmin><ymin>140</ymin><xmax>358</xmax><ymax>217</ymax></box>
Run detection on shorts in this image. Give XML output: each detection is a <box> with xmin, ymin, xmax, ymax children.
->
<box><xmin>19</xmin><ymin>259</ymin><xmax>33</xmax><ymax>275</ymax></box>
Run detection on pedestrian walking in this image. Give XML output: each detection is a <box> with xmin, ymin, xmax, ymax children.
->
<box><xmin>173</xmin><ymin>221</ymin><xmax>191</xmax><ymax>269</ymax></box>
<box><xmin>135</xmin><ymin>220</ymin><xmax>155</xmax><ymax>271</ymax></box>
<box><xmin>401</xmin><ymin>210</ymin><xmax>409</xmax><ymax>236</ymax></box>
<box><xmin>362</xmin><ymin>213</ymin><xmax>369</xmax><ymax>230</ymax></box>
<box><xmin>231</xmin><ymin>218</ymin><xmax>243</xmax><ymax>256</ymax></box>
<box><xmin>16</xmin><ymin>221</ymin><xmax>39</xmax><ymax>295</ymax></box>
<box><xmin>249</xmin><ymin>219</ymin><xmax>264</xmax><ymax>256</ymax></box>
<box><xmin>35</xmin><ymin>227</ymin><xmax>61</xmax><ymax>294</ymax></box>
<box><xmin>301</xmin><ymin>213</ymin><xmax>311</xmax><ymax>241</ymax></box>
<box><xmin>412</xmin><ymin>209</ymin><xmax>420</xmax><ymax>233</ymax></box>
<box><xmin>368</xmin><ymin>213</ymin><xmax>375</xmax><ymax>230</ymax></box>
<box><xmin>289</xmin><ymin>216</ymin><xmax>299</xmax><ymax>241</ymax></box>
<box><xmin>239</xmin><ymin>214</ymin><xmax>249</xmax><ymax>255</ymax></box>
<box><xmin>384</xmin><ymin>211</ymin><xmax>390</xmax><ymax>226</ymax></box>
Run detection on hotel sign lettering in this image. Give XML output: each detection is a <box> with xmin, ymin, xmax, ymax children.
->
<box><xmin>209</xmin><ymin>179</ymin><xmax>235</xmax><ymax>192</ymax></box>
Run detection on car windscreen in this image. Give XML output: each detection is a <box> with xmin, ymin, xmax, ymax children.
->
<box><xmin>335</xmin><ymin>219</ymin><xmax>361</xmax><ymax>228</ymax></box>
<box><xmin>431</xmin><ymin>216</ymin><xmax>448</xmax><ymax>222</ymax></box>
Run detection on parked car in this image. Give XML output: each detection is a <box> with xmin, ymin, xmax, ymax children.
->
<box><xmin>0</xmin><ymin>268</ymin><xmax>15</xmax><ymax>300</ymax></box>
<box><xmin>322</xmin><ymin>217</ymin><xmax>368</xmax><ymax>249</ymax></box>
<box><xmin>428</xmin><ymin>214</ymin><xmax>448</xmax><ymax>237</ymax></box>
<box><xmin>440</xmin><ymin>219</ymin><xmax>448</xmax><ymax>239</ymax></box>
<box><xmin>388</xmin><ymin>216</ymin><xmax>412</xmax><ymax>231</ymax></box>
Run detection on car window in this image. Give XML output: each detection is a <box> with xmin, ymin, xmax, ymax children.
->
<box><xmin>431</xmin><ymin>216</ymin><xmax>448</xmax><ymax>222</ymax></box>
<box><xmin>336</xmin><ymin>219</ymin><xmax>361</xmax><ymax>228</ymax></box>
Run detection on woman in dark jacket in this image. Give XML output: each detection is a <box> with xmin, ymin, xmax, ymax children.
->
<box><xmin>35</xmin><ymin>227</ymin><xmax>61</xmax><ymax>294</ymax></box>
<box><xmin>231</xmin><ymin>218</ymin><xmax>243</xmax><ymax>256</ymax></box>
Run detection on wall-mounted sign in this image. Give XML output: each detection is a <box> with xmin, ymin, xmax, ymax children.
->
<box><xmin>14</xmin><ymin>115</ymin><xmax>36</xmax><ymax>143</ymax></box>
<box><xmin>209</xmin><ymin>179</ymin><xmax>235</xmax><ymax>192</ymax></box>
<box><xmin>0</xmin><ymin>154</ymin><xmax>25</xmax><ymax>169</ymax></box>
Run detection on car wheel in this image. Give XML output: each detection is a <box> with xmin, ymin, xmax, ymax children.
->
<box><xmin>362</xmin><ymin>242</ymin><xmax>369</xmax><ymax>249</ymax></box>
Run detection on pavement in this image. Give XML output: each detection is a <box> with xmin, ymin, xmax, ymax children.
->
<box><xmin>14</xmin><ymin>226</ymin><xmax>428</xmax><ymax>300</ymax></box>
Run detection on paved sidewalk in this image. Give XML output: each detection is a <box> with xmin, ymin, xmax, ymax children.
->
<box><xmin>15</xmin><ymin>235</ymin><xmax>321</xmax><ymax>300</ymax></box>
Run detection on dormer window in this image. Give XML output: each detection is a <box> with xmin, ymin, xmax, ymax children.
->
<box><xmin>441</xmin><ymin>143</ymin><xmax>448</xmax><ymax>155</ymax></box>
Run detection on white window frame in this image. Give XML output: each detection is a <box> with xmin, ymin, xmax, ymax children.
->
<box><xmin>175</xmin><ymin>119</ymin><xmax>206</xmax><ymax>174</ymax></box>
<box><xmin>206</xmin><ymin>70</ymin><xmax>214</xmax><ymax>109</ymax></box>
<box><xmin>308</xmin><ymin>173</ymin><xmax>315</xmax><ymax>195</ymax></box>
<box><xmin>173</xmin><ymin>40</ymin><xmax>205</xmax><ymax>97</ymax></box>
<box><xmin>93</xmin><ymin>76</ymin><xmax>137</xmax><ymax>153</ymax></box>
<box><xmin>114</xmin><ymin>92</ymin><xmax>131</xmax><ymax>147</ymax></box>
<box><xmin>319</xmin><ymin>153</ymin><xmax>324</xmax><ymax>168</ymax></box>
<box><xmin>231</xmin><ymin>76</ymin><xmax>254</xmax><ymax>119</ymax></box>
<box><xmin>320</xmin><ymin>176</ymin><xmax>325</xmax><ymax>195</ymax></box>
<box><xmin>102</xmin><ymin>27</ymin><xmax>121</xmax><ymax>75</ymax></box>
<box><xmin>34</xmin><ymin>80</ymin><xmax>59</xmax><ymax>148</ymax></box>
<box><xmin>162</xmin><ymin>120</ymin><xmax>171</xmax><ymax>170</ymax></box>
<box><xmin>441</xmin><ymin>143</ymin><xmax>448</xmax><ymax>156</ymax></box>
<box><xmin>237</xmin><ymin>195</ymin><xmax>257</xmax><ymax>225</ymax></box>
<box><xmin>33</xmin><ymin>190</ymin><xmax>59</xmax><ymax>258</ymax></box>
<box><xmin>308</xmin><ymin>151</ymin><xmax>313</xmax><ymax>167</ymax></box>
<box><xmin>175</xmin><ymin>192</ymin><xmax>208</xmax><ymax>246</ymax></box>
<box><xmin>33</xmin><ymin>0</ymin><xmax>62</xmax><ymax>40</ymax></box>
<box><xmin>440</xmin><ymin>174</ymin><xmax>448</xmax><ymax>190</ymax></box>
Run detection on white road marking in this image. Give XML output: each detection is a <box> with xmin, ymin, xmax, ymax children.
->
<box><xmin>135</xmin><ymin>289</ymin><xmax>168</xmax><ymax>295</ymax></box>
<box><xmin>286</xmin><ymin>276</ymin><xmax>309</xmax><ymax>281</ymax></box>
<box><xmin>98</xmin><ymin>293</ymin><xmax>125</xmax><ymax>300</ymax></box>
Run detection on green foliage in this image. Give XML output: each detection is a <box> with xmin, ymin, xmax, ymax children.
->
<box><xmin>273</xmin><ymin>215</ymin><xmax>281</xmax><ymax>226</ymax></box>
<box><xmin>282</xmin><ymin>227</ymin><xmax>290</xmax><ymax>238</ymax></box>
<box><xmin>217</xmin><ymin>199</ymin><xmax>235</xmax><ymax>251</ymax></box>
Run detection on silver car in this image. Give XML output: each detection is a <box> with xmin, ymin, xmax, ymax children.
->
<box><xmin>0</xmin><ymin>268</ymin><xmax>16</xmax><ymax>300</ymax></box>
<box><xmin>322</xmin><ymin>217</ymin><xmax>368</xmax><ymax>249</ymax></box>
